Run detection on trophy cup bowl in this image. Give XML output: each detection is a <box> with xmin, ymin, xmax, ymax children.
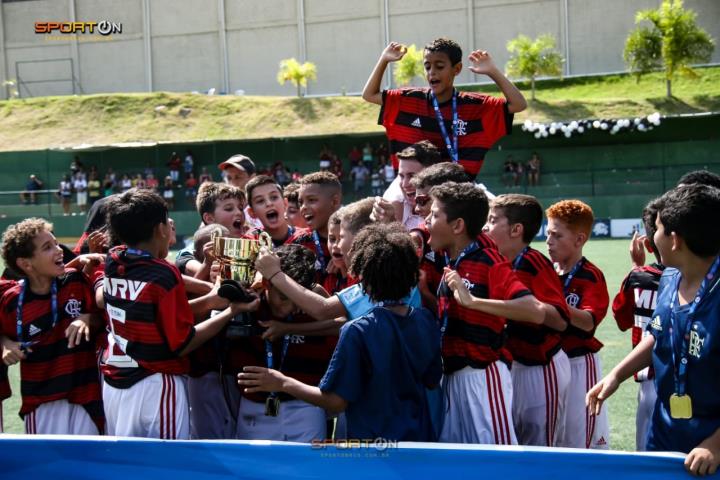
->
<box><xmin>213</xmin><ymin>231</ymin><xmax>272</xmax><ymax>285</ymax></box>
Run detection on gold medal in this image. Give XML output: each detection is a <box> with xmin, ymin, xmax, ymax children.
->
<box><xmin>264</xmin><ymin>396</ymin><xmax>280</xmax><ymax>417</ymax></box>
<box><xmin>669</xmin><ymin>393</ymin><xmax>693</xmax><ymax>419</ymax></box>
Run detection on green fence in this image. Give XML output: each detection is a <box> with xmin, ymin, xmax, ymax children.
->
<box><xmin>0</xmin><ymin>112</ymin><xmax>718</xmax><ymax>238</ymax></box>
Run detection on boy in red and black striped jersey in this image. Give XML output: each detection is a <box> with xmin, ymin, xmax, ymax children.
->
<box><xmin>232</xmin><ymin>245</ymin><xmax>330</xmax><ymax>441</ymax></box>
<box><xmin>408</xmin><ymin>162</ymin><xmax>470</xmax><ymax>310</ymax></box>
<box><xmin>289</xmin><ymin>172</ymin><xmax>342</xmax><ymax>286</ymax></box>
<box><xmin>101</xmin><ymin>189</ymin><xmax>256</xmax><ymax>439</ymax></box>
<box><xmin>0</xmin><ymin>218</ymin><xmax>103</xmax><ymax>435</ymax></box>
<box><xmin>0</xmin><ymin>278</ymin><xmax>16</xmax><ymax>432</ymax></box>
<box><xmin>612</xmin><ymin>200</ymin><xmax>664</xmax><ymax>451</ymax></box>
<box><xmin>362</xmin><ymin>38</ymin><xmax>526</xmax><ymax>180</ymax></box>
<box><xmin>546</xmin><ymin>199</ymin><xmax>610</xmax><ymax>449</ymax></box>
<box><xmin>483</xmin><ymin>194</ymin><xmax>571</xmax><ymax>447</ymax></box>
<box><xmin>426</xmin><ymin>182</ymin><xmax>544</xmax><ymax>444</ymax></box>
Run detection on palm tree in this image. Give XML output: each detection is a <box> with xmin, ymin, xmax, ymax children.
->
<box><xmin>506</xmin><ymin>34</ymin><xmax>564</xmax><ymax>101</ymax></box>
<box><xmin>277</xmin><ymin>58</ymin><xmax>318</xmax><ymax>97</ymax></box>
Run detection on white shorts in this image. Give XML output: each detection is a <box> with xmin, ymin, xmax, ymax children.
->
<box><xmin>76</xmin><ymin>192</ymin><xmax>87</xmax><ymax>206</ymax></box>
<box><xmin>24</xmin><ymin>399</ymin><xmax>98</xmax><ymax>435</ymax></box>
<box><xmin>511</xmin><ymin>349</ymin><xmax>571</xmax><ymax>446</ymax></box>
<box><xmin>103</xmin><ymin>373</ymin><xmax>189</xmax><ymax>439</ymax></box>
<box><xmin>188</xmin><ymin>372</ymin><xmax>241</xmax><ymax>439</ymax></box>
<box><xmin>636</xmin><ymin>379</ymin><xmax>656</xmax><ymax>451</ymax></box>
<box><xmin>439</xmin><ymin>362</ymin><xmax>517</xmax><ymax>445</ymax></box>
<box><xmin>235</xmin><ymin>397</ymin><xmax>327</xmax><ymax>442</ymax></box>
<box><xmin>559</xmin><ymin>352</ymin><xmax>610</xmax><ymax>449</ymax></box>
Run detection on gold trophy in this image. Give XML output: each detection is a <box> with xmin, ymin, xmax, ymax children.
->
<box><xmin>212</xmin><ymin>230</ymin><xmax>273</xmax><ymax>285</ymax></box>
<box><xmin>212</xmin><ymin>229</ymin><xmax>272</xmax><ymax>339</ymax></box>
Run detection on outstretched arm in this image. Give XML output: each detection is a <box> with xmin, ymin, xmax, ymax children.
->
<box><xmin>468</xmin><ymin>50</ymin><xmax>527</xmax><ymax>113</ymax></box>
<box><xmin>362</xmin><ymin>42</ymin><xmax>407</xmax><ymax>105</ymax></box>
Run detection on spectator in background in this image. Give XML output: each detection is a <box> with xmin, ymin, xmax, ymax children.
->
<box><xmin>57</xmin><ymin>174</ymin><xmax>72</xmax><ymax>215</ymax></box>
<box><xmin>527</xmin><ymin>152</ymin><xmax>541</xmax><ymax>187</ymax></box>
<box><xmin>120</xmin><ymin>174</ymin><xmax>132</xmax><ymax>192</ymax></box>
<box><xmin>20</xmin><ymin>174</ymin><xmax>43</xmax><ymax>205</ymax></box>
<box><xmin>146</xmin><ymin>172</ymin><xmax>159</xmax><ymax>192</ymax></box>
<box><xmin>162</xmin><ymin>175</ymin><xmax>175</xmax><ymax>210</ymax></box>
<box><xmin>383</xmin><ymin>159</ymin><xmax>395</xmax><ymax>186</ymax></box>
<box><xmin>375</xmin><ymin>142</ymin><xmax>389</xmax><ymax>166</ymax></box>
<box><xmin>331</xmin><ymin>154</ymin><xmax>343</xmax><ymax>180</ymax></box>
<box><xmin>362</xmin><ymin>142</ymin><xmax>373</xmax><ymax>169</ymax></box>
<box><xmin>69</xmin><ymin>156</ymin><xmax>84</xmax><ymax>177</ymax></box>
<box><xmin>168</xmin><ymin>151</ymin><xmax>182</xmax><ymax>183</ymax></box>
<box><xmin>319</xmin><ymin>144</ymin><xmax>332</xmax><ymax>171</ymax></box>
<box><xmin>133</xmin><ymin>173</ymin><xmax>146</xmax><ymax>189</ymax></box>
<box><xmin>103</xmin><ymin>172</ymin><xmax>115</xmax><ymax>197</ymax></box>
<box><xmin>87</xmin><ymin>171</ymin><xmax>102</xmax><ymax>206</ymax></box>
<box><xmin>199</xmin><ymin>166</ymin><xmax>212</xmax><ymax>184</ymax></box>
<box><xmin>184</xmin><ymin>149</ymin><xmax>195</xmax><ymax>177</ymax></box>
<box><xmin>502</xmin><ymin>156</ymin><xmax>516</xmax><ymax>188</ymax></box>
<box><xmin>73</xmin><ymin>172</ymin><xmax>88</xmax><ymax>213</ymax></box>
<box><xmin>371</xmin><ymin>168</ymin><xmax>383</xmax><ymax>196</ymax></box>
<box><xmin>514</xmin><ymin>159</ymin><xmax>524</xmax><ymax>186</ymax></box>
<box><xmin>185</xmin><ymin>172</ymin><xmax>198</xmax><ymax>201</ymax></box>
<box><xmin>351</xmin><ymin>162</ymin><xmax>370</xmax><ymax>196</ymax></box>
<box><xmin>273</xmin><ymin>161</ymin><xmax>290</xmax><ymax>186</ymax></box>
<box><xmin>348</xmin><ymin>145</ymin><xmax>362</xmax><ymax>167</ymax></box>
<box><xmin>107</xmin><ymin>167</ymin><xmax>117</xmax><ymax>184</ymax></box>
<box><xmin>291</xmin><ymin>169</ymin><xmax>302</xmax><ymax>182</ymax></box>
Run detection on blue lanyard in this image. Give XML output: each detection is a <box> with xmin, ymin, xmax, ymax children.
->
<box><xmin>265</xmin><ymin>314</ymin><xmax>293</xmax><ymax>373</ymax></box>
<box><xmin>668</xmin><ymin>256</ymin><xmax>720</xmax><ymax>396</ymax></box>
<box><xmin>16</xmin><ymin>279</ymin><xmax>58</xmax><ymax>350</ymax></box>
<box><xmin>126</xmin><ymin>247</ymin><xmax>153</xmax><ymax>258</ymax></box>
<box><xmin>438</xmin><ymin>241</ymin><xmax>480</xmax><ymax>339</ymax></box>
<box><xmin>562</xmin><ymin>257</ymin><xmax>585</xmax><ymax>296</ymax></box>
<box><xmin>430</xmin><ymin>90</ymin><xmax>459</xmax><ymax>163</ymax></box>
<box><xmin>512</xmin><ymin>246</ymin><xmax>529</xmax><ymax>271</ymax></box>
<box><xmin>312</xmin><ymin>231</ymin><xmax>326</xmax><ymax>271</ymax></box>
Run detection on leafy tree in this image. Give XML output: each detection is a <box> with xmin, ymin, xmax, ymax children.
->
<box><xmin>393</xmin><ymin>44</ymin><xmax>424</xmax><ymax>86</ymax></box>
<box><xmin>277</xmin><ymin>58</ymin><xmax>317</xmax><ymax>97</ymax></box>
<box><xmin>506</xmin><ymin>34</ymin><xmax>564</xmax><ymax>101</ymax></box>
<box><xmin>624</xmin><ymin>0</ymin><xmax>714</xmax><ymax>97</ymax></box>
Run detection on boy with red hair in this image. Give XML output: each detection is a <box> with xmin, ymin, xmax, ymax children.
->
<box><xmin>545</xmin><ymin>200</ymin><xmax>610</xmax><ymax>449</ymax></box>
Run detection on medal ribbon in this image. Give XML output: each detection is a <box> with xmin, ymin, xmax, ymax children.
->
<box><xmin>669</xmin><ymin>256</ymin><xmax>720</xmax><ymax>396</ymax></box>
<box><xmin>430</xmin><ymin>90</ymin><xmax>459</xmax><ymax>163</ymax></box>
<box><xmin>16</xmin><ymin>279</ymin><xmax>58</xmax><ymax>351</ymax></box>
<box><xmin>437</xmin><ymin>241</ymin><xmax>480</xmax><ymax>340</ymax></box>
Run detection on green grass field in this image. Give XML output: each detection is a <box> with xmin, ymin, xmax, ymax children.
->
<box><xmin>1</xmin><ymin>238</ymin><xmax>641</xmax><ymax>450</ymax></box>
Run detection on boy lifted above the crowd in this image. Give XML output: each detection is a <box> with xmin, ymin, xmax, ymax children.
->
<box><xmin>362</xmin><ymin>38</ymin><xmax>526</xmax><ymax>179</ymax></box>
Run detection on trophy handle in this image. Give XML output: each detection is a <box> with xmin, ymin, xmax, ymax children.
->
<box><xmin>258</xmin><ymin>231</ymin><xmax>273</xmax><ymax>250</ymax></box>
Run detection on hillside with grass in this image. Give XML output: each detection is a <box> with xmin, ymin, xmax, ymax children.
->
<box><xmin>0</xmin><ymin>66</ymin><xmax>718</xmax><ymax>152</ymax></box>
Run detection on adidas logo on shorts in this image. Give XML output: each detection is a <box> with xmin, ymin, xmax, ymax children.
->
<box><xmin>650</xmin><ymin>315</ymin><xmax>663</xmax><ymax>331</ymax></box>
<box><xmin>596</xmin><ymin>436</ymin><xmax>607</xmax><ymax>446</ymax></box>
<box><xmin>411</xmin><ymin>117</ymin><xmax>422</xmax><ymax>128</ymax></box>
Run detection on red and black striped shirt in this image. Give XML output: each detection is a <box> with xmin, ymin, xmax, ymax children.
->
<box><xmin>560</xmin><ymin>258</ymin><xmax>609</xmax><ymax>357</ymax></box>
<box><xmin>439</xmin><ymin>234</ymin><xmax>531</xmax><ymax>373</ymax></box>
<box><xmin>379</xmin><ymin>88</ymin><xmax>513</xmax><ymax>179</ymax></box>
<box><xmin>507</xmin><ymin>247</ymin><xmax>570</xmax><ymax>366</ymax></box>
<box><xmin>289</xmin><ymin>228</ymin><xmax>331</xmax><ymax>286</ymax></box>
<box><xmin>0</xmin><ymin>270</ymin><xmax>103</xmax><ymax>431</ymax></box>
<box><xmin>0</xmin><ymin>279</ymin><xmax>17</xmax><ymax>401</ymax></box>
<box><xmin>612</xmin><ymin>263</ymin><xmax>664</xmax><ymax>381</ymax></box>
<box><xmin>101</xmin><ymin>247</ymin><xmax>195</xmax><ymax>389</ymax></box>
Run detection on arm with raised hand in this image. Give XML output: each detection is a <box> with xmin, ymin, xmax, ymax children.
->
<box><xmin>468</xmin><ymin>50</ymin><xmax>527</xmax><ymax>113</ymax></box>
<box><xmin>362</xmin><ymin>42</ymin><xmax>407</xmax><ymax>105</ymax></box>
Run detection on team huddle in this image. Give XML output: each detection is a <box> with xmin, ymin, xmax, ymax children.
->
<box><xmin>0</xmin><ymin>37</ymin><xmax>719</xmax><ymax>476</ymax></box>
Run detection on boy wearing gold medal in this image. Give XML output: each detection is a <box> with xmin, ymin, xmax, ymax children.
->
<box><xmin>588</xmin><ymin>184</ymin><xmax>720</xmax><ymax>476</ymax></box>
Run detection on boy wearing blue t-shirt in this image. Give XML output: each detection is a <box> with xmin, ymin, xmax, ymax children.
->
<box><xmin>588</xmin><ymin>184</ymin><xmax>720</xmax><ymax>476</ymax></box>
<box><xmin>239</xmin><ymin>223</ymin><xmax>442</xmax><ymax>441</ymax></box>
